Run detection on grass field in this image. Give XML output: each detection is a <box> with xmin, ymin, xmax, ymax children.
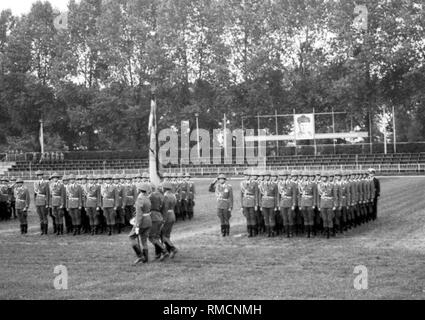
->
<box><xmin>1</xmin><ymin>177</ymin><xmax>425</xmax><ymax>300</ymax></box>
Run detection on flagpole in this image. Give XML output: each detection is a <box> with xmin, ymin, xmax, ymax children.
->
<box><xmin>223</xmin><ymin>113</ymin><xmax>227</xmax><ymax>158</ymax></box>
<box><xmin>392</xmin><ymin>105</ymin><xmax>397</xmax><ymax>153</ymax></box>
<box><xmin>148</xmin><ymin>88</ymin><xmax>160</xmax><ymax>186</ymax></box>
<box><xmin>383</xmin><ymin>105</ymin><xmax>387</xmax><ymax>154</ymax></box>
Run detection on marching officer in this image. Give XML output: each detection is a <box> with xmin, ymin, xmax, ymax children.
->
<box><xmin>185</xmin><ymin>173</ymin><xmax>195</xmax><ymax>220</ymax></box>
<box><xmin>149</xmin><ymin>187</ymin><xmax>169</xmax><ymax>261</ymax></box>
<box><xmin>278</xmin><ymin>171</ymin><xmax>297</xmax><ymax>238</ymax></box>
<box><xmin>259</xmin><ymin>171</ymin><xmax>278</xmax><ymax>237</ymax></box>
<box><xmin>179</xmin><ymin>173</ymin><xmax>189</xmax><ymax>220</ymax></box>
<box><xmin>49</xmin><ymin>172</ymin><xmax>66</xmax><ymax>236</ymax></box>
<box><xmin>66</xmin><ymin>174</ymin><xmax>83</xmax><ymax>235</ymax></box>
<box><xmin>101</xmin><ymin>174</ymin><xmax>119</xmax><ymax>236</ymax></box>
<box><xmin>317</xmin><ymin>172</ymin><xmax>338</xmax><ymax>239</ymax></box>
<box><xmin>271</xmin><ymin>171</ymin><xmax>283</xmax><ymax>235</ymax></box>
<box><xmin>78</xmin><ymin>175</ymin><xmax>90</xmax><ymax>233</ymax></box>
<box><xmin>84</xmin><ymin>175</ymin><xmax>102</xmax><ymax>235</ymax></box>
<box><xmin>161</xmin><ymin>182</ymin><xmax>178</xmax><ymax>258</ymax></box>
<box><xmin>255</xmin><ymin>172</ymin><xmax>265</xmax><ymax>234</ymax></box>
<box><xmin>240</xmin><ymin>170</ymin><xmax>258</xmax><ymax>237</ymax></box>
<box><xmin>14</xmin><ymin>178</ymin><xmax>30</xmax><ymax>234</ymax></box>
<box><xmin>129</xmin><ymin>184</ymin><xmax>152</xmax><ymax>265</ymax></box>
<box><xmin>34</xmin><ymin>171</ymin><xmax>50</xmax><ymax>235</ymax></box>
<box><xmin>298</xmin><ymin>171</ymin><xmax>318</xmax><ymax>238</ymax></box>
<box><xmin>209</xmin><ymin>174</ymin><xmax>233</xmax><ymax>237</ymax></box>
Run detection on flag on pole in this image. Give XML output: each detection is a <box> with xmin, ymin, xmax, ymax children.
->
<box><xmin>39</xmin><ymin>119</ymin><xmax>44</xmax><ymax>154</ymax></box>
<box><xmin>148</xmin><ymin>94</ymin><xmax>161</xmax><ymax>186</ymax></box>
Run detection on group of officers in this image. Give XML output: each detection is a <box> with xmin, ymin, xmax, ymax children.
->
<box><xmin>0</xmin><ymin>171</ymin><xmax>195</xmax><ymax>237</ymax></box>
<box><xmin>210</xmin><ymin>168</ymin><xmax>380</xmax><ymax>239</ymax></box>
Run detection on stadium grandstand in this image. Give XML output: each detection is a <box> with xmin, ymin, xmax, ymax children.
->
<box><xmin>2</xmin><ymin>148</ymin><xmax>425</xmax><ymax>179</ymax></box>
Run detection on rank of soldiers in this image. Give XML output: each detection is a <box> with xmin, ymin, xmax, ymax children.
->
<box><xmin>210</xmin><ymin>169</ymin><xmax>380</xmax><ymax>239</ymax></box>
<box><xmin>0</xmin><ymin>171</ymin><xmax>196</xmax><ymax>239</ymax></box>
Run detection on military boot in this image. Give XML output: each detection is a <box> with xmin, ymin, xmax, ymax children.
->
<box><xmin>20</xmin><ymin>224</ymin><xmax>24</xmax><ymax>234</ymax></box>
<box><xmin>40</xmin><ymin>223</ymin><xmax>44</xmax><ymax>235</ymax></box>
<box><xmin>108</xmin><ymin>225</ymin><xmax>112</xmax><ymax>236</ymax></box>
<box><xmin>53</xmin><ymin>223</ymin><xmax>57</xmax><ymax>234</ymax></box>
<box><xmin>24</xmin><ymin>224</ymin><xmax>28</xmax><ymax>234</ymax></box>
<box><xmin>169</xmin><ymin>247</ymin><xmax>178</xmax><ymax>259</ymax></box>
<box><xmin>142</xmin><ymin>249</ymin><xmax>149</xmax><ymax>263</ymax></box>
<box><xmin>73</xmin><ymin>225</ymin><xmax>78</xmax><ymax>236</ymax></box>
<box><xmin>306</xmin><ymin>226</ymin><xmax>311</xmax><ymax>238</ymax></box>
<box><xmin>132</xmin><ymin>245</ymin><xmax>144</xmax><ymax>265</ymax></box>
<box><xmin>226</xmin><ymin>225</ymin><xmax>230</xmax><ymax>236</ymax></box>
<box><xmin>221</xmin><ymin>225</ymin><xmax>225</xmax><ymax>237</ymax></box>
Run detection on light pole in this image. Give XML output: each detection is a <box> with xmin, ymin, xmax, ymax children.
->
<box><xmin>195</xmin><ymin>113</ymin><xmax>200</xmax><ymax>159</ymax></box>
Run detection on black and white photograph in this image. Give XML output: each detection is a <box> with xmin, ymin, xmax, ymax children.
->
<box><xmin>0</xmin><ymin>0</ymin><xmax>424</xmax><ymax>304</ymax></box>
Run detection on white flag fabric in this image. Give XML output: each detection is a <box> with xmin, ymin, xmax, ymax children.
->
<box><xmin>149</xmin><ymin>97</ymin><xmax>161</xmax><ymax>186</ymax></box>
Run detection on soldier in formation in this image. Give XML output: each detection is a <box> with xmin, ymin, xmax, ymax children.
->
<box><xmin>210</xmin><ymin>168</ymin><xmax>379</xmax><ymax>240</ymax></box>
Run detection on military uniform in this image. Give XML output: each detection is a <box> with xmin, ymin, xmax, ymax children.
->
<box><xmin>129</xmin><ymin>186</ymin><xmax>152</xmax><ymax>264</ymax></box>
<box><xmin>34</xmin><ymin>172</ymin><xmax>51</xmax><ymax>235</ymax></box>
<box><xmin>278</xmin><ymin>172</ymin><xmax>297</xmax><ymax>238</ymax></box>
<box><xmin>317</xmin><ymin>173</ymin><xmax>338</xmax><ymax>239</ymax></box>
<box><xmin>84</xmin><ymin>176</ymin><xmax>101</xmax><ymax>235</ymax></box>
<box><xmin>240</xmin><ymin>171</ymin><xmax>258</xmax><ymax>237</ymax></box>
<box><xmin>113</xmin><ymin>175</ymin><xmax>125</xmax><ymax>233</ymax></box>
<box><xmin>259</xmin><ymin>173</ymin><xmax>278</xmax><ymax>237</ymax></box>
<box><xmin>122</xmin><ymin>175</ymin><xmax>137</xmax><ymax>227</ymax></box>
<box><xmin>179</xmin><ymin>174</ymin><xmax>189</xmax><ymax>220</ymax></box>
<box><xmin>0</xmin><ymin>177</ymin><xmax>11</xmax><ymax>221</ymax></box>
<box><xmin>14</xmin><ymin>179</ymin><xmax>30</xmax><ymax>234</ymax></box>
<box><xmin>9</xmin><ymin>177</ymin><xmax>17</xmax><ymax>219</ymax></box>
<box><xmin>161</xmin><ymin>183</ymin><xmax>178</xmax><ymax>257</ymax></box>
<box><xmin>370</xmin><ymin>168</ymin><xmax>380</xmax><ymax>220</ymax></box>
<box><xmin>149</xmin><ymin>190</ymin><xmax>169</xmax><ymax>260</ymax></box>
<box><xmin>209</xmin><ymin>174</ymin><xmax>233</xmax><ymax>236</ymax></box>
<box><xmin>298</xmin><ymin>173</ymin><xmax>318</xmax><ymax>238</ymax></box>
<box><xmin>49</xmin><ymin>173</ymin><xmax>66</xmax><ymax>235</ymax></box>
<box><xmin>65</xmin><ymin>175</ymin><xmax>83</xmax><ymax>235</ymax></box>
<box><xmin>101</xmin><ymin>176</ymin><xmax>119</xmax><ymax>235</ymax></box>
<box><xmin>185</xmin><ymin>173</ymin><xmax>195</xmax><ymax>219</ymax></box>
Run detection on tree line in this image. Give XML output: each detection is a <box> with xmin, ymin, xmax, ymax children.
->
<box><xmin>0</xmin><ymin>0</ymin><xmax>424</xmax><ymax>153</ymax></box>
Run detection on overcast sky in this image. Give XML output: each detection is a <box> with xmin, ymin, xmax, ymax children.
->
<box><xmin>1</xmin><ymin>0</ymin><xmax>69</xmax><ymax>15</ymax></box>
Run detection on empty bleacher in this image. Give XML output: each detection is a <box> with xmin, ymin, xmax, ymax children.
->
<box><xmin>3</xmin><ymin>152</ymin><xmax>425</xmax><ymax>178</ymax></box>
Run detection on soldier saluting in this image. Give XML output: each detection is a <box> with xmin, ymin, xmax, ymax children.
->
<box><xmin>209</xmin><ymin>174</ymin><xmax>233</xmax><ymax>237</ymax></box>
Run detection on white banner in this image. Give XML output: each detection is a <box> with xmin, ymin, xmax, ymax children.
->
<box><xmin>294</xmin><ymin>114</ymin><xmax>315</xmax><ymax>140</ymax></box>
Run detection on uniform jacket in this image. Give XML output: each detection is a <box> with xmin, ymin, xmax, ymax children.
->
<box><xmin>162</xmin><ymin>191</ymin><xmax>177</xmax><ymax>223</ymax></box>
<box><xmin>66</xmin><ymin>183</ymin><xmax>83</xmax><ymax>209</ymax></box>
<box><xmin>122</xmin><ymin>184</ymin><xmax>138</xmax><ymax>207</ymax></box>
<box><xmin>84</xmin><ymin>183</ymin><xmax>101</xmax><ymax>208</ymax></box>
<box><xmin>0</xmin><ymin>184</ymin><xmax>10</xmax><ymax>203</ymax></box>
<box><xmin>186</xmin><ymin>181</ymin><xmax>195</xmax><ymax>200</ymax></box>
<box><xmin>336</xmin><ymin>180</ymin><xmax>350</xmax><ymax>208</ymax></box>
<box><xmin>34</xmin><ymin>180</ymin><xmax>50</xmax><ymax>207</ymax></box>
<box><xmin>135</xmin><ymin>194</ymin><xmax>152</xmax><ymax>229</ymax></box>
<box><xmin>210</xmin><ymin>182</ymin><xmax>233</xmax><ymax>210</ymax></box>
<box><xmin>259</xmin><ymin>181</ymin><xmax>278</xmax><ymax>208</ymax></box>
<box><xmin>49</xmin><ymin>181</ymin><xmax>66</xmax><ymax>208</ymax></box>
<box><xmin>14</xmin><ymin>185</ymin><xmax>30</xmax><ymax>210</ymax></box>
<box><xmin>101</xmin><ymin>184</ymin><xmax>118</xmax><ymax>208</ymax></box>
<box><xmin>278</xmin><ymin>180</ymin><xmax>298</xmax><ymax>208</ymax></box>
<box><xmin>317</xmin><ymin>182</ymin><xmax>337</xmax><ymax>209</ymax></box>
<box><xmin>298</xmin><ymin>180</ymin><xmax>318</xmax><ymax>207</ymax></box>
<box><xmin>373</xmin><ymin>177</ymin><xmax>380</xmax><ymax>198</ymax></box>
<box><xmin>149</xmin><ymin>191</ymin><xmax>164</xmax><ymax>222</ymax></box>
<box><xmin>240</xmin><ymin>179</ymin><xmax>258</xmax><ymax>208</ymax></box>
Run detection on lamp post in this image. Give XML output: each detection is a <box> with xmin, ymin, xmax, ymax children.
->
<box><xmin>195</xmin><ymin>113</ymin><xmax>200</xmax><ymax>159</ymax></box>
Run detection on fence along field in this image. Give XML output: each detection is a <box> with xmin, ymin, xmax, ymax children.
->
<box><xmin>0</xmin><ymin>177</ymin><xmax>424</xmax><ymax>299</ymax></box>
